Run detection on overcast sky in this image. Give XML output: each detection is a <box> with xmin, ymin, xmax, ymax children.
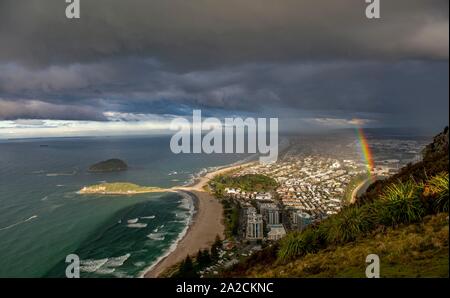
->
<box><xmin>0</xmin><ymin>0</ymin><xmax>448</xmax><ymax>138</ymax></box>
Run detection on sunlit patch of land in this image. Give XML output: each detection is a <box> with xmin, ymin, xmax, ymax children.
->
<box><xmin>78</xmin><ymin>182</ymin><xmax>168</xmax><ymax>195</ymax></box>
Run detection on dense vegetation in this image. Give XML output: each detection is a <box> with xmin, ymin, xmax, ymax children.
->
<box><xmin>222</xmin><ymin>199</ymin><xmax>241</xmax><ymax>238</ymax></box>
<box><xmin>210</xmin><ymin>174</ymin><xmax>278</xmax><ymax>197</ymax></box>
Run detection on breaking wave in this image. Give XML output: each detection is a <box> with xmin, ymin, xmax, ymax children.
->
<box><xmin>140</xmin><ymin>215</ymin><xmax>155</xmax><ymax>219</ymax></box>
<box><xmin>80</xmin><ymin>253</ymin><xmax>131</xmax><ymax>275</ymax></box>
<box><xmin>127</xmin><ymin>223</ymin><xmax>148</xmax><ymax>229</ymax></box>
<box><xmin>0</xmin><ymin>215</ymin><xmax>38</xmax><ymax>231</ymax></box>
<box><xmin>147</xmin><ymin>233</ymin><xmax>165</xmax><ymax>241</ymax></box>
<box><xmin>127</xmin><ymin>218</ymin><xmax>139</xmax><ymax>224</ymax></box>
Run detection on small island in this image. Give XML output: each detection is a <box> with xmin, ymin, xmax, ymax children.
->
<box><xmin>79</xmin><ymin>182</ymin><xmax>167</xmax><ymax>195</ymax></box>
<box><xmin>88</xmin><ymin>159</ymin><xmax>128</xmax><ymax>173</ymax></box>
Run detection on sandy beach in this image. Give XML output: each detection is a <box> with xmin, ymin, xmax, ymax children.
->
<box><xmin>143</xmin><ymin>162</ymin><xmax>254</xmax><ymax>278</ymax></box>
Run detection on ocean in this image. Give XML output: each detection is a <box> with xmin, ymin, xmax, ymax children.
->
<box><xmin>0</xmin><ymin>135</ymin><xmax>252</xmax><ymax>277</ymax></box>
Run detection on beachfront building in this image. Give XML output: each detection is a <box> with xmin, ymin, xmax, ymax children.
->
<box><xmin>225</xmin><ymin>187</ymin><xmax>239</xmax><ymax>194</ymax></box>
<box><xmin>267</xmin><ymin>224</ymin><xmax>286</xmax><ymax>241</ymax></box>
<box><xmin>255</xmin><ymin>192</ymin><xmax>273</xmax><ymax>200</ymax></box>
<box><xmin>246</xmin><ymin>209</ymin><xmax>263</xmax><ymax>240</ymax></box>
<box><xmin>291</xmin><ymin>210</ymin><xmax>299</xmax><ymax>224</ymax></box>
<box><xmin>267</xmin><ymin>209</ymin><xmax>281</xmax><ymax>225</ymax></box>
<box><xmin>296</xmin><ymin>212</ymin><xmax>313</xmax><ymax>231</ymax></box>
<box><xmin>258</xmin><ymin>203</ymin><xmax>281</xmax><ymax>226</ymax></box>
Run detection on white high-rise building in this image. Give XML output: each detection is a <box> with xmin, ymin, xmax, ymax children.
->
<box><xmin>267</xmin><ymin>209</ymin><xmax>280</xmax><ymax>225</ymax></box>
<box><xmin>259</xmin><ymin>203</ymin><xmax>281</xmax><ymax>226</ymax></box>
<box><xmin>246</xmin><ymin>209</ymin><xmax>263</xmax><ymax>240</ymax></box>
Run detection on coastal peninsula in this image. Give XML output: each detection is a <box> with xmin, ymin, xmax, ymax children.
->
<box><xmin>79</xmin><ymin>182</ymin><xmax>167</xmax><ymax>195</ymax></box>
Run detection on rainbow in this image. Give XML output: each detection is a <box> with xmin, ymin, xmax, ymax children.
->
<box><xmin>356</xmin><ymin>127</ymin><xmax>375</xmax><ymax>179</ymax></box>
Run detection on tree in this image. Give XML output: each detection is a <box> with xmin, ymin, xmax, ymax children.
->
<box><xmin>196</xmin><ymin>249</ymin><xmax>212</xmax><ymax>268</ymax></box>
<box><xmin>196</xmin><ymin>250</ymin><xmax>203</xmax><ymax>265</ymax></box>
<box><xmin>177</xmin><ymin>255</ymin><xmax>197</xmax><ymax>277</ymax></box>
<box><xmin>203</xmin><ymin>249</ymin><xmax>212</xmax><ymax>264</ymax></box>
<box><xmin>211</xmin><ymin>234</ymin><xmax>223</xmax><ymax>260</ymax></box>
<box><xmin>214</xmin><ymin>234</ymin><xmax>223</xmax><ymax>248</ymax></box>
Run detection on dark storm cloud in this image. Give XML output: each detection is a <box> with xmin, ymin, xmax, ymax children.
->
<box><xmin>1</xmin><ymin>59</ymin><xmax>447</xmax><ymax>119</ymax></box>
<box><xmin>0</xmin><ymin>58</ymin><xmax>448</xmax><ymax>128</ymax></box>
<box><xmin>0</xmin><ymin>0</ymin><xmax>447</xmax><ymax>68</ymax></box>
<box><xmin>0</xmin><ymin>99</ymin><xmax>106</xmax><ymax>120</ymax></box>
<box><xmin>0</xmin><ymin>0</ymin><xmax>448</xmax><ymax>129</ymax></box>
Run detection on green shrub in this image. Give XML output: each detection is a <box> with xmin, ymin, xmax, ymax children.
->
<box><xmin>321</xmin><ymin>205</ymin><xmax>375</xmax><ymax>244</ymax></box>
<box><xmin>278</xmin><ymin>228</ymin><xmax>320</xmax><ymax>262</ymax></box>
<box><xmin>425</xmin><ymin>172</ymin><xmax>449</xmax><ymax>212</ymax></box>
<box><xmin>378</xmin><ymin>179</ymin><xmax>425</xmax><ymax>226</ymax></box>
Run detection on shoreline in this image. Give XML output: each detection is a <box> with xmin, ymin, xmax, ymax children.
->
<box><xmin>142</xmin><ymin>161</ymin><xmax>255</xmax><ymax>278</ymax></box>
<box><xmin>138</xmin><ymin>190</ymin><xmax>198</xmax><ymax>277</ymax></box>
<box><xmin>350</xmin><ymin>176</ymin><xmax>383</xmax><ymax>204</ymax></box>
<box><xmin>350</xmin><ymin>178</ymin><xmax>371</xmax><ymax>204</ymax></box>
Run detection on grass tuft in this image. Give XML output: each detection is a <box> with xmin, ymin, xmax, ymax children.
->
<box><xmin>321</xmin><ymin>205</ymin><xmax>376</xmax><ymax>244</ymax></box>
<box><xmin>277</xmin><ymin>228</ymin><xmax>320</xmax><ymax>262</ymax></box>
<box><xmin>424</xmin><ymin>172</ymin><xmax>449</xmax><ymax>212</ymax></box>
<box><xmin>377</xmin><ymin>179</ymin><xmax>425</xmax><ymax>226</ymax></box>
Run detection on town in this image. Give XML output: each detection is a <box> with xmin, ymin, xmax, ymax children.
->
<box><xmin>194</xmin><ymin>133</ymin><xmax>428</xmax><ymax>277</ymax></box>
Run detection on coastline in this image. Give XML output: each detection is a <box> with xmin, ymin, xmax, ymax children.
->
<box><xmin>142</xmin><ymin>162</ymin><xmax>254</xmax><ymax>278</ymax></box>
<box><xmin>138</xmin><ymin>190</ymin><xmax>198</xmax><ymax>278</ymax></box>
<box><xmin>350</xmin><ymin>176</ymin><xmax>382</xmax><ymax>204</ymax></box>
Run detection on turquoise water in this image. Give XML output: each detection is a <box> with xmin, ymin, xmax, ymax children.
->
<box><xmin>0</xmin><ymin>136</ymin><xmax>251</xmax><ymax>277</ymax></box>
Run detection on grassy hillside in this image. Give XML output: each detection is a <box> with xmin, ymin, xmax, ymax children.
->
<box><xmin>224</xmin><ymin>213</ymin><xmax>448</xmax><ymax>278</ymax></box>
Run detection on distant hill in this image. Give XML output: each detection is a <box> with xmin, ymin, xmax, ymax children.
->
<box><xmin>88</xmin><ymin>159</ymin><xmax>128</xmax><ymax>173</ymax></box>
<box><xmin>221</xmin><ymin>127</ymin><xmax>449</xmax><ymax>278</ymax></box>
<box><xmin>422</xmin><ymin>126</ymin><xmax>449</xmax><ymax>161</ymax></box>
